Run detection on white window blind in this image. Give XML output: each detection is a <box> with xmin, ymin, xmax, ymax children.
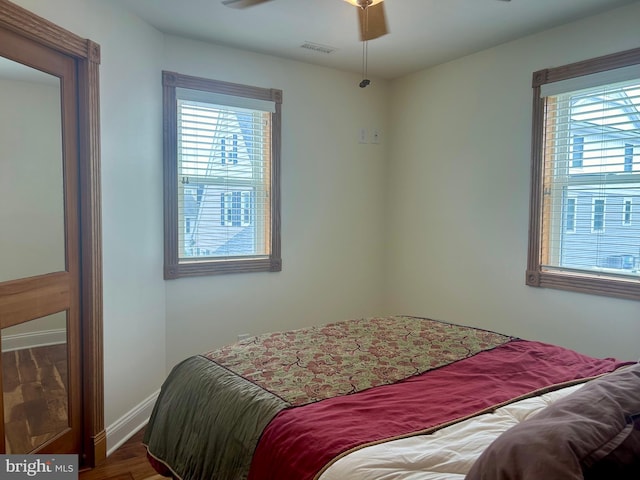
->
<box><xmin>176</xmin><ymin>95</ymin><xmax>272</xmax><ymax>261</ymax></box>
<box><xmin>541</xmin><ymin>76</ymin><xmax>640</xmax><ymax>276</ymax></box>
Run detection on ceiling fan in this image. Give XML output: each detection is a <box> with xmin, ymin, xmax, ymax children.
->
<box><xmin>222</xmin><ymin>0</ymin><xmax>390</xmax><ymax>42</ymax></box>
<box><xmin>222</xmin><ymin>0</ymin><xmax>512</xmax><ymax>42</ymax></box>
<box><xmin>222</xmin><ymin>0</ymin><xmax>512</xmax><ymax>88</ymax></box>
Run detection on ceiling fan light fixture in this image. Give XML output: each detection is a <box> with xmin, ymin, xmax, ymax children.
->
<box><xmin>343</xmin><ymin>0</ymin><xmax>384</xmax><ymax>8</ymax></box>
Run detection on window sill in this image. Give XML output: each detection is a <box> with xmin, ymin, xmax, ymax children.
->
<box><xmin>526</xmin><ymin>268</ymin><xmax>640</xmax><ymax>301</ymax></box>
<box><xmin>165</xmin><ymin>257</ymin><xmax>282</xmax><ymax>279</ymax></box>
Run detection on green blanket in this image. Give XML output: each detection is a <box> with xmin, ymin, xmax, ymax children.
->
<box><xmin>144</xmin><ymin>356</ymin><xmax>287</xmax><ymax>480</ymax></box>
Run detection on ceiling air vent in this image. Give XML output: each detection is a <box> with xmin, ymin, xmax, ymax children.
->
<box><xmin>300</xmin><ymin>42</ymin><xmax>336</xmax><ymax>54</ymax></box>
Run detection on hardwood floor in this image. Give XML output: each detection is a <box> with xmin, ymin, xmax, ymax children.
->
<box><xmin>2</xmin><ymin>344</ymin><xmax>69</xmax><ymax>453</ymax></box>
<box><xmin>79</xmin><ymin>429</ymin><xmax>163</xmax><ymax>480</ymax></box>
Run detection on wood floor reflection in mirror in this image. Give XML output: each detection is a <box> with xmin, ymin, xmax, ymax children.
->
<box><xmin>2</xmin><ymin>343</ymin><xmax>68</xmax><ymax>453</ymax></box>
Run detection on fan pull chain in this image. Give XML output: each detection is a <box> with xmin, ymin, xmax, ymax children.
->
<box><xmin>359</xmin><ymin>4</ymin><xmax>371</xmax><ymax>88</ymax></box>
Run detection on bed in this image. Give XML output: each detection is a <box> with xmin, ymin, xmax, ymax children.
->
<box><xmin>142</xmin><ymin>315</ymin><xmax>639</xmax><ymax>480</ymax></box>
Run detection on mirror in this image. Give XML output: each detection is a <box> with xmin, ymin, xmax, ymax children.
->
<box><xmin>0</xmin><ymin>53</ymin><xmax>69</xmax><ymax>453</ymax></box>
<box><xmin>1</xmin><ymin>313</ymin><xmax>69</xmax><ymax>453</ymax></box>
<box><xmin>0</xmin><ymin>56</ymin><xmax>65</xmax><ymax>283</ymax></box>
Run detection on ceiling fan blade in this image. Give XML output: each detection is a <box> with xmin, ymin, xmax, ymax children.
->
<box><xmin>357</xmin><ymin>2</ymin><xmax>388</xmax><ymax>42</ymax></box>
<box><xmin>222</xmin><ymin>0</ymin><xmax>273</xmax><ymax>8</ymax></box>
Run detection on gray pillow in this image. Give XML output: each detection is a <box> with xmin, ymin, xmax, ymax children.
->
<box><xmin>465</xmin><ymin>363</ymin><xmax>640</xmax><ymax>480</ymax></box>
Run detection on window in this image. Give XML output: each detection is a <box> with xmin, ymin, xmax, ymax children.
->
<box><xmin>163</xmin><ymin>71</ymin><xmax>282</xmax><ymax>278</ymax></box>
<box><xmin>591</xmin><ymin>198</ymin><xmax>605</xmax><ymax>233</ymax></box>
<box><xmin>241</xmin><ymin>191</ymin><xmax>252</xmax><ymax>227</ymax></box>
<box><xmin>526</xmin><ymin>47</ymin><xmax>640</xmax><ymax>300</ymax></box>
<box><xmin>625</xmin><ymin>143</ymin><xmax>634</xmax><ymax>172</ymax></box>
<box><xmin>623</xmin><ymin>197</ymin><xmax>632</xmax><ymax>226</ymax></box>
<box><xmin>220</xmin><ymin>191</ymin><xmax>252</xmax><ymax>228</ymax></box>
<box><xmin>572</xmin><ymin>136</ymin><xmax>584</xmax><ymax>168</ymax></box>
<box><xmin>564</xmin><ymin>196</ymin><xmax>577</xmax><ymax>233</ymax></box>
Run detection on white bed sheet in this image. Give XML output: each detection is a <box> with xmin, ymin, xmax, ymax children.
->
<box><xmin>319</xmin><ymin>384</ymin><xmax>584</xmax><ymax>480</ymax></box>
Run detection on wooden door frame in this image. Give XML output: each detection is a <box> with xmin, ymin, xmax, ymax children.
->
<box><xmin>0</xmin><ymin>0</ymin><xmax>104</xmax><ymax>467</ymax></box>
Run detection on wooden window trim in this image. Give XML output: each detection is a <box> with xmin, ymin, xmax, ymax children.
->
<box><xmin>162</xmin><ymin>71</ymin><xmax>282</xmax><ymax>279</ymax></box>
<box><xmin>526</xmin><ymin>46</ymin><xmax>640</xmax><ymax>301</ymax></box>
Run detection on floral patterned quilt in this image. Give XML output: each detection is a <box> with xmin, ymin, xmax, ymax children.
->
<box><xmin>205</xmin><ymin>315</ymin><xmax>514</xmax><ymax>406</ymax></box>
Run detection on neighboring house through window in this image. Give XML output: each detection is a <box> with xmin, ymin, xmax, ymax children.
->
<box><xmin>526</xmin><ymin>47</ymin><xmax>640</xmax><ymax>300</ymax></box>
<box><xmin>162</xmin><ymin>71</ymin><xmax>282</xmax><ymax>278</ymax></box>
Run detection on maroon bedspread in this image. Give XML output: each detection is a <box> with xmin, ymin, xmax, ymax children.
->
<box><xmin>248</xmin><ymin>339</ymin><xmax>628</xmax><ymax>480</ymax></box>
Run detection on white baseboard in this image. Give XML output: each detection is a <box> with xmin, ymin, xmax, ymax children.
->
<box><xmin>105</xmin><ymin>389</ymin><xmax>160</xmax><ymax>456</ymax></box>
<box><xmin>1</xmin><ymin>328</ymin><xmax>66</xmax><ymax>352</ymax></box>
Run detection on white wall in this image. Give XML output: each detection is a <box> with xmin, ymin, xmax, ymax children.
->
<box><xmin>386</xmin><ymin>2</ymin><xmax>640</xmax><ymax>361</ymax></box>
<box><xmin>163</xmin><ymin>36</ymin><xmax>390</xmax><ymax>369</ymax></box>
<box><xmin>0</xmin><ymin>78</ymin><xmax>64</xmax><ymax>282</ymax></box>
<box><xmin>9</xmin><ymin>0</ymin><xmax>167</xmax><ymax>442</ymax></box>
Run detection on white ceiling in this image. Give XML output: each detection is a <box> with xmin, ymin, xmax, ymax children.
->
<box><xmin>112</xmin><ymin>0</ymin><xmax>638</xmax><ymax>79</ymax></box>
